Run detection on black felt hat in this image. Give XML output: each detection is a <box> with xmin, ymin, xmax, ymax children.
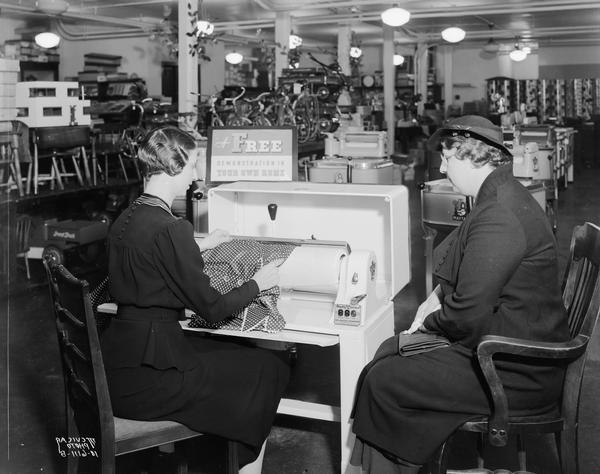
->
<box><xmin>428</xmin><ymin>115</ymin><xmax>512</xmax><ymax>156</ymax></box>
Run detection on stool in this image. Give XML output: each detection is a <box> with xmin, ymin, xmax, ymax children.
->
<box><xmin>32</xmin><ymin>125</ymin><xmax>92</xmax><ymax>194</ymax></box>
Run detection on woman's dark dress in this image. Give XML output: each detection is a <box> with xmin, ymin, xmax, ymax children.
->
<box><xmin>101</xmin><ymin>194</ymin><xmax>289</xmax><ymax>464</ymax></box>
<box><xmin>351</xmin><ymin>165</ymin><xmax>569</xmax><ymax>465</ymax></box>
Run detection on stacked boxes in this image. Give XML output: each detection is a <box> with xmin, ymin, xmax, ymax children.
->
<box><xmin>0</xmin><ymin>59</ymin><xmax>20</xmax><ymax>120</ymax></box>
<box><xmin>2</xmin><ymin>40</ymin><xmax>60</xmax><ymax>63</ymax></box>
<box><xmin>16</xmin><ymin>81</ymin><xmax>91</xmax><ymax>127</ymax></box>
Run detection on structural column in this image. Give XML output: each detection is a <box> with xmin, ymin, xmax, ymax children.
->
<box><xmin>337</xmin><ymin>24</ymin><xmax>352</xmax><ymax>77</ymax></box>
<box><xmin>443</xmin><ymin>45</ymin><xmax>453</xmax><ymax>118</ymax></box>
<box><xmin>382</xmin><ymin>24</ymin><xmax>395</xmax><ymax>155</ymax></box>
<box><xmin>415</xmin><ymin>42</ymin><xmax>428</xmax><ymax>117</ymax></box>
<box><xmin>275</xmin><ymin>12</ymin><xmax>291</xmax><ymax>81</ymax></box>
<box><xmin>178</xmin><ymin>0</ymin><xmax>198</xmax><ymax>115</ymax></box>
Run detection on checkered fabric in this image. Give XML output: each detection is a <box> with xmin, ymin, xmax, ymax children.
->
<box><xmin>188</xmin><ymin>239</ymin><xmax>298</xmax><ymax>333</ymax></box>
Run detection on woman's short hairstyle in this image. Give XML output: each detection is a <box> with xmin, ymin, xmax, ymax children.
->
<box><xmin>440</xmin><ymin>134</ymin><xmax>512</xmax><ymax>168</ymax></box>
<box><xmin>137</xmin><ymin>126</ymin><xmax>197</xmax><ymax>178</ymax></box>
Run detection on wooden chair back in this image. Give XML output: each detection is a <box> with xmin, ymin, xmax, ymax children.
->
<box><xmin>15</xmin><ymin>214</ymin><xmax>31</xmax><ymax>254</ymax></box>
<box><xmin>34</xmin><ymin>125</ymin><xmax>91</xmax><ymax>151</ymax></box>
<box><xmin>43</xmin><ymin>259</ymin><xmax>117</xmax><ymax>472</ymax></box>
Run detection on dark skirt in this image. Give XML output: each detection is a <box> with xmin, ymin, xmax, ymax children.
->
<box><xmin>351</xmin><ymin>336</ymin><xmax>564</xmax><ymax>465</ymax></box>
<box><xmin>106</xmin><ymin>334</ymin><xmax>290</xmax><ymax>465</ymax></box>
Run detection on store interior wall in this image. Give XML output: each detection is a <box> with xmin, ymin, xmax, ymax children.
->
<box><xmin>435</xmin><ymin>46</ymin><xmax>539</xmax><ymax>105</ymax></box>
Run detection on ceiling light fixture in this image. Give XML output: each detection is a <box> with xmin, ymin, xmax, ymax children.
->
<box><xmin>349</xmin><ymin>46</ymin><xmax>362</xmax><ymax>59</ymax></box>
<box><xmin>482</xmin><ymin>24</ymin><xmax>500</xmax><ymax>53</ymax></box>
<box><xmin>35</xmin><ymin>32</ymin><xmax>61</xmax><ymax>48</ymax></box>
<box><xmin>509</xmin><ymin>47</ymin><xmax>527</xmax><ymax>62</ymax></box>
<box><xmin>441</xmin><ymin>27</ymin><xmax>466</xmax><ymax>43</ymax></box>
<box><xmin>393</xmin><ymin>54</ymin><xmax>405</xmax><ymax>66</ymax></box>
<box><xmin>522</xmin><ymin>46</ymin><xmax>532</xmax><ymax>54</ymax></box>
<box><xmin>36</xmin><ymin>0</ymin><xmax>69</xmax><ymax>15</ymax></box>
<box><xmin>225</xmin><ymin>51</ymin><xmax>243</xmax><ymax>65</ymax></box>
<box><xmin>289</xmin><ymin>33</ymin><xmax>303</xmax><ymax>50</ymax></box>
<box><xmin>381</xmin><ymin>6</ymin><xmax>410</xmax><ymax>27</ymax></box>
<box><xmin>483</xmin><ymin>37</ymin><xmax>500</xmax><ymax>53</ymax></box>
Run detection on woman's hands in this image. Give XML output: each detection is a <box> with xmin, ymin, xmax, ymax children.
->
<box><xmin>402</xmin><ymin>285</ymin><xmax>442</xmax><ymax>334</ymax></box>
<box><xmin>197</xmin><ymin>229</ymin><xmax>232</xmax><ymax>251</ymax></box>
<box><xmin>252</xmin><ymin>261</ymin><xmax>281</xmax><ymax>292</ymax></box>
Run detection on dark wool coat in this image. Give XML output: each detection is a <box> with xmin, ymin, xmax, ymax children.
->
<box><xmin>351</xmin><ymin>164</ymin><xmax>569</xmax><ymax>465</ymax></box>
<box><xmin>101</xmin><ymin>194</ymin><xmax>289</xmax><ymax>465</ymax></box>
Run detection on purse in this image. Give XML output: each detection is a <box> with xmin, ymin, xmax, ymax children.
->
<box><xmin>397</xmin><ymin>331</ymin><xmax>451</xmax><ymax>356</ymax></box>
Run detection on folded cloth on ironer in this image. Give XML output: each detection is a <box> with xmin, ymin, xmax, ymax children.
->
<box><xmin>397</xmin><ymin>331</ymin><xmax>451</xmax><ymax>356</ymax></box>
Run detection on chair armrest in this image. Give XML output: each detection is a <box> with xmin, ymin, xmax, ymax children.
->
<box><xmin>475</xmin><ymin>334</ymin><xmax>589</xmax><ymax>447</ymax></box>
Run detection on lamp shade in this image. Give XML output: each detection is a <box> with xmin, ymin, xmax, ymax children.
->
<box><xmin>441</xmin><ymin>27</ymin><xmax>466</xmax><ymax>43</ymax></box>
<box><xmin>483</xmin><ymin>38</ymin><xmax>500</xmax><ymax>53</ymax></box>
<box><xmin>225</xmin><ymin>51</ymin><xmax>243</xmax><ymax>65</ymax></box>
<box><xmin>393</xmin><ymin>54</ymin><xmax>405</xmax><ymax>66</ymax></box>
<box><xmin>35</xmin><ymin>32</ymin><xmax>60</xmax><ymax>48</ymax></box>
<box><xmin>36</xmin><ymin>0</ymin><xmax>69</xmax><ymax>14</ymax></box>
<box><xmin>381</xmin><ymin>7</ymin><xmax>410</xmax><ymax>27</ymax></box>
<box><xmin>509</xmin><ymin>49</ymin><xmax>527</xmax><ymax>62</ymax></box>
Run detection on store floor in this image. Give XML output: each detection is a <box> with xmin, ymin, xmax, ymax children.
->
<box><xmin>3</xmin><ymin>165</ymin><xmax>600</xmax><ymax>474</ymax></box>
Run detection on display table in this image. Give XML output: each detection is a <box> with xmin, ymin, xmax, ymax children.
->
<box><xmin>97</xmin><ymin>300</ymin><xmax>394</xmax><ymax>473</ymax></box>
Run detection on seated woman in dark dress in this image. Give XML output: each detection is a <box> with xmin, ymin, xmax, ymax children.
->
<box><xmin>101</xmin><ymin>125</ymin><xmax>289</xmax><ymax>473</ymax></box>
<box><xmin>350</xmin><ymin>116</ymin><xmax>569</xmax><ymax>473</ymax></box>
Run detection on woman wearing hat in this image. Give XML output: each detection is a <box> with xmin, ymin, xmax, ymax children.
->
<box><xmin>350</xmin><ymin>115</ymin><xmax>569</xmax><ymax>473</ymax></box>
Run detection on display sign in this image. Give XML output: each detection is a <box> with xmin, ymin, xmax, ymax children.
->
<box><xmin>206</xmin><ymin>126</ymin><xmax>298</xmax><ymax>186</ymax></box>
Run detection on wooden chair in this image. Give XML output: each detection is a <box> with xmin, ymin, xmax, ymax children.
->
<box><xmin>43</xmin><ymin>259</ymin><xmax>239</xmax><ymax>474</ymax></box>
<box><xmin>91</xmin><ymin>124</ymin><xmax>130</xmax><ymax>184</ymax></box>
<box><xmin>429</xmin><ymin>222</ymin><xmax>600</xmax><ymax>474</ymax></box>
<box><xmin>15</xmin><ymin>214</ymin><xmax>32</xmax><ymax>279</ymax></box>
<box><xmin>32</xmin><ymin>126</ymin><xmax>92</xmax><ymax>195</ymax></box>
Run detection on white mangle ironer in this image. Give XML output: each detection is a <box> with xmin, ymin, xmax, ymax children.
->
<box><xmin>207</xmin><ymin>181</ymin><xmax>411</xmax><ymax>330</ymax></box>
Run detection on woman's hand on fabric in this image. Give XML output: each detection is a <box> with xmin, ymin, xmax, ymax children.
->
<box><xmin>197</xmin><ymin>229</ymin><xmax>232</xmax><ymax>251</ymax></box>
<box><xmin>402</xmin><ymin>288</ymin><xmax>442</xmax><ymax>334</ymax></box>
<box><xmin>252</xmin><ymin>261</ymin><xmax>281</xmax><ymax>292</ymax></box>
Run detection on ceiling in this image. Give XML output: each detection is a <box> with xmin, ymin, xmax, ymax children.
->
<box><xmin>1</xmin><ymin>0</ymin><xmax>599</xmax><ymax>54</ymax></box>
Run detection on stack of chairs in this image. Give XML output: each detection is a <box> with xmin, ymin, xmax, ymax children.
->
<box><xmin>31</xmin><ymin>125</ymin><xmax>93</xmax><ymax>195</ymax></box>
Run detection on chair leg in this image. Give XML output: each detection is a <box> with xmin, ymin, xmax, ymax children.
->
<box><xmin>25</xmin><ymin>161</ymin><xmax>32</xmax><ymax>195</ymax></box>
<box><xmin>24</xmin><ymin>255</ymin><xmax>30</xmax><ymax>280</ymax></box>
<box><xmin>174</xmin><ymin>442</ymin><xmax>189</xmax><ymax>474</ymax></box>
<box><xmin>117</xmin><ymin>153</ymin><xmax>129</xmax><ymax>182</ymax></box>
<box><xmin>559</xmin><ymin>427</ymin><xmax>578</xmax><ymax>474</ymax></box>
<box><xmin>80</xmin><ymin>147</ymin><xmax>92</xmax><ymax>185</ymax></box>
<box><xmin>33</xmin><ymin>147</ymin><xmax>39</xmax><ymax>195</ymax></box>
<box><xmin>476</xmin><ymin>433</ymin><xmax>485</xmax><ymax>468</ymax></box>
<box><xmin>51</xmin><ymin>156</ymin><xmax>64</xmax><ymax>190</ymax></box>
<box><xmin>70</xmin><ymin>155</ymin><xmax>85</xmax><ymax>187</ymax></box>
<box><xmin>226</xmin><ymin>440</ymin><xmax>240</xmax><ymax>474</ymax></box>
<box><xmin>517</xmin><ymin>434</ymin><xmax>527</xmax><ymax>471</ymax></box>
<box><xmin>426</xmin><ymin>439</ymin><xmax>451</xmax><ymax>474</ymax></box>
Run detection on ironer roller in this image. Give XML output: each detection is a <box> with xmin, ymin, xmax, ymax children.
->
<box><xmin>194</xmin><ymin>235</ymin><xmax>378</xmax><ymax>326</ymax></box>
